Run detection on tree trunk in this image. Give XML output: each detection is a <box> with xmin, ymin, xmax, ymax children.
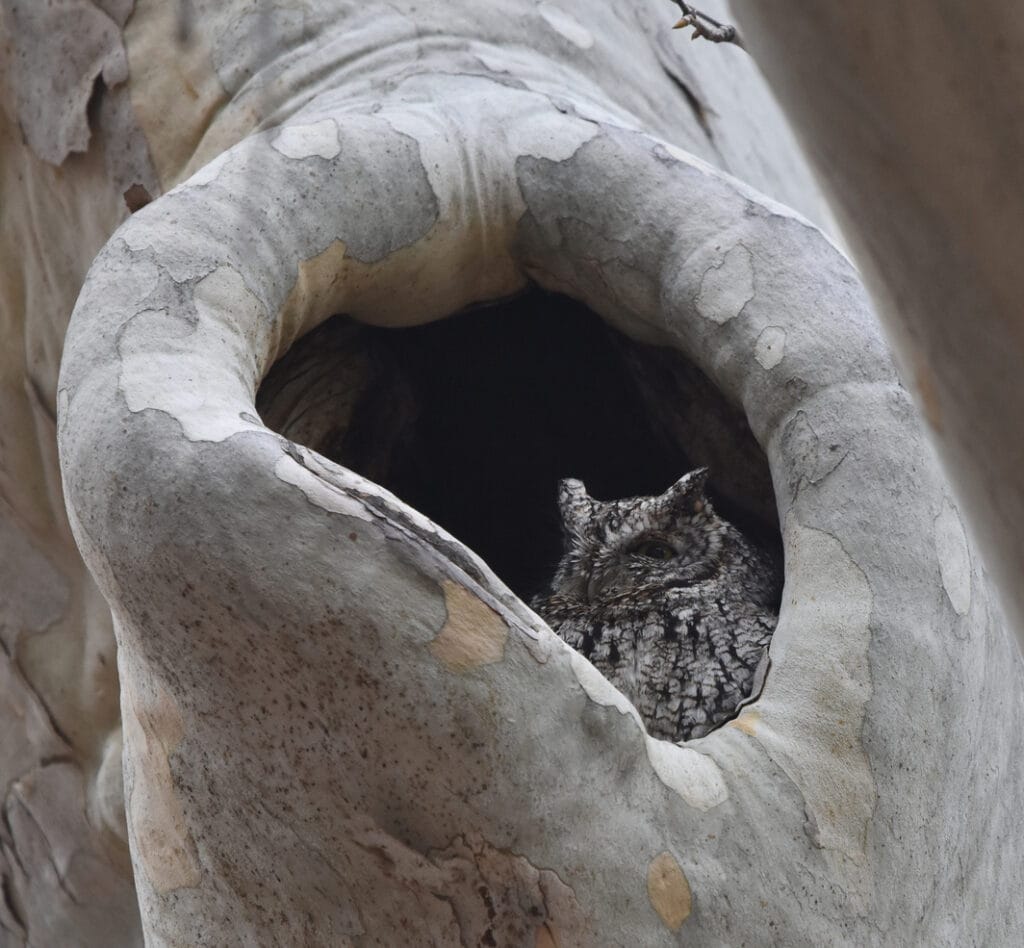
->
<box><xmin>2</xmin><ymin>1</ymin><xmax>1022</xmax><ymax>944</ymax></box>
<box><xmin>729</xmin><ymin>1</ymin><xmax>1024</xmax><ymax>649</ymax></box>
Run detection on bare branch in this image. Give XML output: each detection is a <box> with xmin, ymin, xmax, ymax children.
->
<box><xmin>670</xmin><ymin>2</ymin><xmax>746</xmax><ymax>50</ymax></box>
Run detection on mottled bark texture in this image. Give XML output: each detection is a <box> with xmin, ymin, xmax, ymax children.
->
<box><xmin>0</xmin><ymin>1</ymin><xmax>1020</xmax><ymax>945</ymax></box>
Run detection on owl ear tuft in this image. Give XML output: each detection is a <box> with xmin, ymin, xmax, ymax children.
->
<box><xmin>664</xmin><ymin>467</ymin><xmax>711</xmax><ymax>514</ymax></box>
<box><xmin>557</xmin><ymin>478</ymin><xmax>594</xmax><ymax>534</ymax></box>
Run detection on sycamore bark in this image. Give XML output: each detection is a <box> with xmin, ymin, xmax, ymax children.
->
<box><xmin>1</xmin><ymin>2</ymin><xmax>1021</xmax><ymax>944</ymax></box>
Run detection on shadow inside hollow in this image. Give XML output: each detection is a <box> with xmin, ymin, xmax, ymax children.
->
<box><xmin>258</xmin><ymin>290</ymin><xmax>779</xmax><ymax>600</ymax></box>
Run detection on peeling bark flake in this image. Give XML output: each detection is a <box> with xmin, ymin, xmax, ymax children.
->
<box><xmin>271</xmin><ymin>119</ymin><xmax>342</xmax><ymax>160</ymax></box>
<box><xmin>935</xmin><ymin>498</ymin><xmax>972</xmax><ymax>616</ymax></box>
<box><xmin>123</xmin><ymin>183</ymin><xmax>153</xmax><ymax>212</ymax></box>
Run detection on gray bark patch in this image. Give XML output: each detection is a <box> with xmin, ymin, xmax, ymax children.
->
<box><xmin>694</xmin><ymin>243</ymin><xmax>754</xmax><ymax>324</ymax></box>
<box><xmin>5</xmin><ymin>2</ymin><xmax>129</xmax><ymax>164</ymax></box>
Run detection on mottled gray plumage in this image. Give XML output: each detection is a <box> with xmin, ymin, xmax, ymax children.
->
<box><xmin>533</xmin><ymin>469</ymin><xmax>779</xmax><ymax>742</ymax></box>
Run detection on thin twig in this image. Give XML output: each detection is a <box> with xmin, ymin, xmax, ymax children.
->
<box><xmin>669</xmin><ymin>2</ymin><xmax>746</xmax><ymax>51</ymax></box>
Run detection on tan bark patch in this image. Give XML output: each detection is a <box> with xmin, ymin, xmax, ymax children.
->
<box><xmin>646</xmin><ymin>851</ymin><xmax>692</xmax><ymax>931</ymax></box>
<box><xmin>276</xmin><ymin>230</ymin><xmax>521</xmax><ymax>352</ymax></box>
<box><xmin>912</xmin><ymin>357</ymin><xmax>943</xmax><ymax>433</ymax></box>
<box><xmin>275</xmin><ymin>155</ymin><xmax>527</xmax><ymax>346</ymax></box>
<box><xmin>122</xmin><ymin>675</ymin><xmax>201</xmax><ymax>893</ymax></box>
<box><xmin>535</xmin><ymin>922</ymin><xmax>559</xmax><ymax>947</ymax></box>
<box><xmin>728</xmin><ymin>708</ymin><xmax>761</xmax><ymax>736</ymax></box>
<box><xmin>124</xmin><ymin>0</ymin><xmax>230</xmax><ymax>190</ymax></box>
<box><xmin>430</xmin><ymin>581</ymin><xmax>508</xmax><ymax>672</ymax></box>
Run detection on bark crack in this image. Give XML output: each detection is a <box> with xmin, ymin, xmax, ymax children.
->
<box><xmin>0</xmin><ymin>638</ymin><xmax>74</xmax><ymax>768</ymax></box>
<box><xmin>5</xmin><ymin>791</ymin><xmax>84</xmax><ymax>909</ymax></box>
<box><xmin>660</xmin><ymin>66</ymin><xmax>715</xmax><ymax>143</ymax></box>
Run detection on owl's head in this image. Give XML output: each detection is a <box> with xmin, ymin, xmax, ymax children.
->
<box><xmin>553</xmin><ymin>468</ymin><xmax>733</xmax><ymax>599</ymax></box>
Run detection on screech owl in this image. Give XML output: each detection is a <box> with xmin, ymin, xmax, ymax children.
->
<box><xmin>532</xmin><ymin>469</ymin><xmax>779</xmax><ymax>742</ymax></box>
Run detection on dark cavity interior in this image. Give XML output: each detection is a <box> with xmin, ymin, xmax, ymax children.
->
<box><xmin>257</xmin><ymin>290</ymin><xmax>780</xmax><ymax>601</ymax></box>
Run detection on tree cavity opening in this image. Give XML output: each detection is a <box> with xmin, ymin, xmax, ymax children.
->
<box><xmin>257</xmin><ymin>290</ymin><xmax>779</xmax><ymax>600</ymax></box>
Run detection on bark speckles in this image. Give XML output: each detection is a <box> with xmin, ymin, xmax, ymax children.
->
<box><xmin>430</xmin><ymin>581</ymin><xmax>508</xmax><ymax>672</ymax></box>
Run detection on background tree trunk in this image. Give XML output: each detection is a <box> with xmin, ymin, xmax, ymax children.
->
<box><xmin>2</xmin><ymin>1</ymin><xmax>1022</xmax><ymax>945</ymax></box>
<box><xmin>730</xmin><ymin>0</ymin><xmax>1024</xmax><ymax>649</ymax></box>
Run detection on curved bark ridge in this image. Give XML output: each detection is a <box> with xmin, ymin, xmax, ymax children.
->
<box><xmin>55</xmin><ymin>56</ymin><xmax>1014</xmax><ymax>947</ymax></box>
<box><xmin>511</xmin><ymin>124</ymin><xmax>1010</xmax><ymax>938</ymax></box>
<box><xmin>82</xmin><ymin>89</ymin><xmax>601</xmax><ymax>445</ymax></box>
<box><xmin>740</xmin><ymin>519</ymin><xmax>874</xmax><ymax>895</ymax></box>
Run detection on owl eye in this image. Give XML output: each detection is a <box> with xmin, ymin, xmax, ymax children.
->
<box><xmin>628</xmin><ymin>539</ymin><xmax>676</xmax><ymax>560</ymax></box>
